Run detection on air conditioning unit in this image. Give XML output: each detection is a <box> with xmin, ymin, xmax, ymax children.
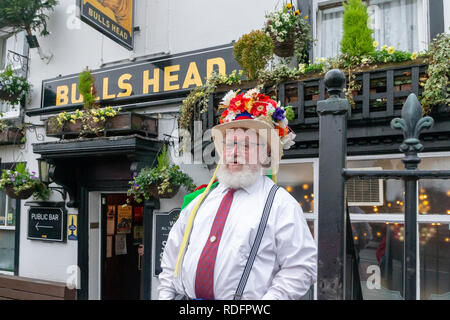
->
<box><xmin>346</xmin><ymin>167</ymin><xmax>384</xmax><ymax>206</ymax></box>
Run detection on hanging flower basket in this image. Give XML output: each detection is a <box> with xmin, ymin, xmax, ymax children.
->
<box><xmin>146</xmin><ymin>183</ymin><xmax>181</xmax><ymax>199</ymax></box>
<box><xmin>271</xmin><ymin>33</ymin><xmax>295</xmax><ymax>58</ymax></box>
<box><xmin>4</xmin><ymin>184</ymin><xmax>35</xmax><ymax>200</ymax></box>
<box><xmin>0</xmin><ymin>90</ymin><xmax>21</xmax><ymax>103</ymax></box>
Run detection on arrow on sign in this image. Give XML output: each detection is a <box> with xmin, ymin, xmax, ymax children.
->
<box><xmin>35</xmin><ymin>222</ymin><xmax>54</xmax><ymax>231</ymax></box>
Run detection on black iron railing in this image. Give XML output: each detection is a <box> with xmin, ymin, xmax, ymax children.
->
<box><xmin>317</xmin><ymin>69</ymin><xmax>450</xmax><ymax>300</ymax></box>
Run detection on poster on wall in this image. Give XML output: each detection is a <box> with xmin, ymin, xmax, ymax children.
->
<box><xmin>116</xmin><ymin>205</ymin><xmax>132</xmax><ymax>234</ymax></box>
<box><xmin>79</xmin><ymin>0</ymin><xmax>134</xmax><ymax>50</ymax></box>
<box><xmin>67</xmin><ymin>214</ymin><xmax>78</xmax><ymax>240</ymax></box>
<box><xmin>106</xmin><ymin>205</ymin><xmax>115</xmax><ymax>235</ymax></box>
<box><xmin>115</xmin><ymin>234</ymin><xmax>127</xmax><ymax>255</ymax></box>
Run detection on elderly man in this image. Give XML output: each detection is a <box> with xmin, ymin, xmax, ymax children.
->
<box><xmin>158</xmin><ymin>88</ymin><xmax>317</xmax><ymax>300</ymax></box>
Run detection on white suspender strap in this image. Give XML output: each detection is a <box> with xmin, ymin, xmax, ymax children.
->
<box><xmin>233</xmin><ymin>184</ymin><xmax>280</xmax><ymax>300</ymax></box>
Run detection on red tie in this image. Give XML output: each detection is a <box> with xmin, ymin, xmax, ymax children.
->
<box><xmin>194</xmin><ymin>188</ymin><xmax>237</xmax><ymax>300</ymax></box>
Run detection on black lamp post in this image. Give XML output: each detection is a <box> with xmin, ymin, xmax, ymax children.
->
<box><xmin>37</xmin><ymin>158</ymin><xmax>67</xmax><ymax>201</ymax></box>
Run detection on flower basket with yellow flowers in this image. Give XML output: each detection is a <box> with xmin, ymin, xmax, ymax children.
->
<box><xmin>264</xmin><ymin>2</ymin><xmax>313</xmax><ymax>62</ymax></box>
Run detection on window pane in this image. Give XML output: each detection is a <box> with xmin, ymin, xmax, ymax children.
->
<box><xmin>319</xmin><ymin>7</ymin><xmax>344</xmax><ymax>58</ymax></box>
<box><xmin>278</xmin><ymin>163</ymin><xmax>315</xmax><ymax>213</ymax></box>
<box><xmin>352</xmin><ymin>222</ymin><xmax>404</xmax><ymax>299</ymax></box>
<box><xmin>0</xmin><ymin>192</ymin><xmax>6</xmax><ymax>226</ymax></box>
<box><xmin>420</xmin><ymin>223</ymin><xmax>450</xmax><ymax>300</ymax></box>
<box><xmin>6</xmin><ymin>196</ymin><xmax>15</xmax><ymax>227</ymax></box>
<box><xmin>370</xmin><ymin>0</ymin><xmax>419</xmax><ymax>52</ymax></box>
<box><xmin>347</xmin><ymin>158</ymin><xmax>404</xmax><ymax>214</ymax></box>
<box><xmin>318</xmin><ymin>0</ymin><xmax>420</xmax><ymax>58</ymax></box>
<box><xmin>418</xmin><ymin>157</ymin><xmax>450</xmax><ymax>215</ymax></box>
<box><xmin>0</xmin><ymin>230</ymin><xmax>15</xmax><ymax>272</ymax></box>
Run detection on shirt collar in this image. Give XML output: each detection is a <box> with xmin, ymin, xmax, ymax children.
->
<box><xmin>216</xmin><ymin>175</ymin><xmax>264</xmax><ymax>195</ymax></box>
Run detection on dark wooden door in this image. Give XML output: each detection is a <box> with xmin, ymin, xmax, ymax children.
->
<box><xmin>101</xmin><ymin>194</ymin><xmax>144</xmax><ymax>300</ymax></box>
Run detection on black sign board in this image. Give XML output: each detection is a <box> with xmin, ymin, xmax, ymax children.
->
<box><xmin>28</xmin><ymin>207</ymin><xmax>66</xmax><ymax>242</ymax></box>
<box><xmin>41</xmin><ymin>43</ymin><xmax>240</xmax><ymax>109</ymax></box>
<box><xmin>79</xmin><ymin>0</ymin><xmax>134</xmax><ymax>50</ymax></box>
<box><xmin>153</xmin><ymin>208</ymin><xmax>181</xmax><ymax>276</ymax></box>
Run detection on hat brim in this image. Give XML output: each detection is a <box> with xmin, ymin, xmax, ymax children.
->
<box><xmin>211</xmin><ymin>119</ymin><xmax>281</xmax><ymax>174</ymax></box>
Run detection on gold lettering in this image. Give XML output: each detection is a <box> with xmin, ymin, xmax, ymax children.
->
<box><xmin>182</xmin><ymin>62</ymin><xmax>202</xmax><ymax>89</ymax></box>
<box><xmin>143</xmin><ymin>69</ymin><xmax>160</xmax><ymax>94</ymax></box>
<box><xmin>117</xmin><ymin>73</ymin><xmax>133</xmax><ymax>97</ymax></box>
<box><xmin>102</xmin><ymin>77</ymin><xmax>116</xmax><ymax>100</ymax></box>
<box><xmin>206</xmin><ymin>57</ymin><xmax>226</xmax><ymax>79</ymax></box>
<box><xmin>56</xmin><ymin>85</ymin><xmax>69</xmax><ymax>106</ymax></box>
<box><xmin>71</xmin><ymin>83</ymin><xmax>83</xmax><ymax>104</ymax></box>
<box><xmin>164</xmin><ymin>65</ymin><xmax>180</xmax><ymax>91</ymax></box>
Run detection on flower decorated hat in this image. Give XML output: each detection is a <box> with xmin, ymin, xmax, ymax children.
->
<box><xmin>211</xmin><ymin>87</ymin><xmax>296</xmax><ymax>177</ymax></box>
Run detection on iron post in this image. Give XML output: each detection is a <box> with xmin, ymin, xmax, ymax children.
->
<box><xmin>317</xmin><ymin>69</ymin><xmax>351</xmax><ymax>299</ymax></box>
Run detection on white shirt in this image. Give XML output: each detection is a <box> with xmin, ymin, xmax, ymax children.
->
<box><xmin>157</xmin><ymin>175</ymin><xmax>317</xmax><ymax>300</ymax></box>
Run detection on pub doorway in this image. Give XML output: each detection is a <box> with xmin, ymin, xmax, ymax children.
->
<box><xmin>100</xmin><ymin>193</ymin><xmax>144</xmax><ymax>300</ymax></box>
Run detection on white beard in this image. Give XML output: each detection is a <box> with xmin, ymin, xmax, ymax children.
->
<box><xmin>216</xmin><ymin>163</ymin><xmax>263</xmax><ymax>189</ymax></box>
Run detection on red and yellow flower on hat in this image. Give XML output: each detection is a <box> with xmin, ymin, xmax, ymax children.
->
<box><xmin>218</xmin><ymin>87</ymin><xmax>297</xmax><ymax>150</ymax></box>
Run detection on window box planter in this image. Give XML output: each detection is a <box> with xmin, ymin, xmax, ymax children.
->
<box><xmin>45</xmin><ymin>111</ymin><xmax>158</xmax><ymax>139</ymax></box>
<box><xmin>0</xmin><ymin>127</ymin><xmax>24</xmax><ymax>145</ymax></box>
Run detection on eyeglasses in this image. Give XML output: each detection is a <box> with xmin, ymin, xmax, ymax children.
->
<box><xmin>224</xmin><ymin>141</ymin><xmax>266</xmax><ymax>151</ymax></box>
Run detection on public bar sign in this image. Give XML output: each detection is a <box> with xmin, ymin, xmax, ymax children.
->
<box><xmin>40</xmin><ymin>43</ymin><xmax>240</xmax><ymax>109</ymax></box>
<box><xmin>153</xmin><ymin>208</ymin><xmax>180</xmax><ymax>276</ymax></box>
<box><xmin>79</xmin><ymin>0</ymin><xmax>134</xmax><ymax>50</ymax></box>
<box><xmin>28</xmin><ymin>207</ymin><xmax>66</xmax><ymax>242</ymax></box>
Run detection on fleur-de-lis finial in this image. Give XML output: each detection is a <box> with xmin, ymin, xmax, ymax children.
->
<box><xmin>390</xmin><ymin>94</ymin><xmax>434</xmax><ymax>169</ymax></box>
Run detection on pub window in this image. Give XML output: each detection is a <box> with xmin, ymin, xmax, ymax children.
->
<box><xmin>348</xmin><ymin>153</ymin><xmax>450</xmax><ymax>300</ymax></box>
<box><xmin>315</xmin><ymin>0</ymin><xmax>427</xmax><ymax>59</ymax></box>
<box><xmin>278</xmin><ymin>160</ymin><xmax>318</xmax><ymax>300</ymax></box>
<box><xmin>0</xmin><ymin>31</ymin><xmax>25</xmax><ymax>119</ymax></box>
<box><xmin>0</xmin><ymin>191</ymin><xmax>17</xmax><ymax>273</ymax></box>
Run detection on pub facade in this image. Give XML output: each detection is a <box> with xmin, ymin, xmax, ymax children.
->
<box><xmin>0</xmin><ymin>0</ymin><xmax>449</xmax><ymax>300</ymax></box>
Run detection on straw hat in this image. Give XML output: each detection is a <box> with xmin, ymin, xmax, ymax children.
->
<box><xmin>211</xmin><ymin>88</ymin><xmax>296</xmax><ymax>175</ymax></box>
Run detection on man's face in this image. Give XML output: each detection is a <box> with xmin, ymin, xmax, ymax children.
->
<box><xmin>223</xmin><ymin>128</ymin><xmax>269</xmax><ymax>173</ymax></box>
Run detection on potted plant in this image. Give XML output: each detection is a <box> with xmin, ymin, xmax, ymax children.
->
<box><xmin>340</xmin><ymin>0</ymin><xmax>375</xmax><ymax>60</ymax></box>
<box><xmin>127</xmin><ymin>145</ymin><xmax>196</xmax><ymax>202</ymax></box>
<box><xmin>0</xmin><ymin>163</ymin><xmax>50</xmax><ymax>200</ymax></box>
<box><xmin>0</xmin><ymin>0</ymin><xmax>58</xmax><ymax>48</ymax></box>
<box><xmin>233</xmin><ymin>30</ymin><xmax>274</xmax><ymax>80</ymax></box>
<box><xmin>264</xmin><ymin>2</ymin><xmax>313</xmax><ymax>61</ymax></box>
<box><xmin>0</xmin><ymin>65</ymin><xmax>31</xmax><ymax>105</ymax></box>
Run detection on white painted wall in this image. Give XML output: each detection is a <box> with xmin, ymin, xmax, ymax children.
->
<box><xmin>444</xmin><ymin>0</ymin><xmax>450</xmax><ymax>32</ymax></box>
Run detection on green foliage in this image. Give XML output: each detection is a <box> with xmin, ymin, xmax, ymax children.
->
<box><xmin>233</xmin><ymin>30</ymin><xmax>274</xmax><ymax>79</ymax></box>
<box><xmin>0</xmin><ymin>163</ymin><xmax>50</xmax><ymax>201</ymax></box>
<box><xmin>78</xmin><ymin>68</ymin><xmax>97</xmax><ymax>109</ymax></box>
<box><xmin>283</xmin><ymin>106</ymin><xmax>295</xmax><ymax>121</ymax></box>
<box><xmin>0</xmin><ymin>0</ymin><xmax>58</xmax><ymax>36</ymax></box>
<box><xmin>127</xmin><ymin>145</ymin><xmax>196</xmax><ymax>203</ymax></box>
<box><xmin>340</xmin><ymin>0</ymin><xmax>375</xmax><ymax>59</ymax></box>
<box><xmin>421</xmin><ymin>32</ymin><xmax>450</xmax><ymax>112</ymax></box>
<box><xmin>0</xmin><ymin>64</ymin><xmax>32</xmax><ymax>105</ymax></box>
